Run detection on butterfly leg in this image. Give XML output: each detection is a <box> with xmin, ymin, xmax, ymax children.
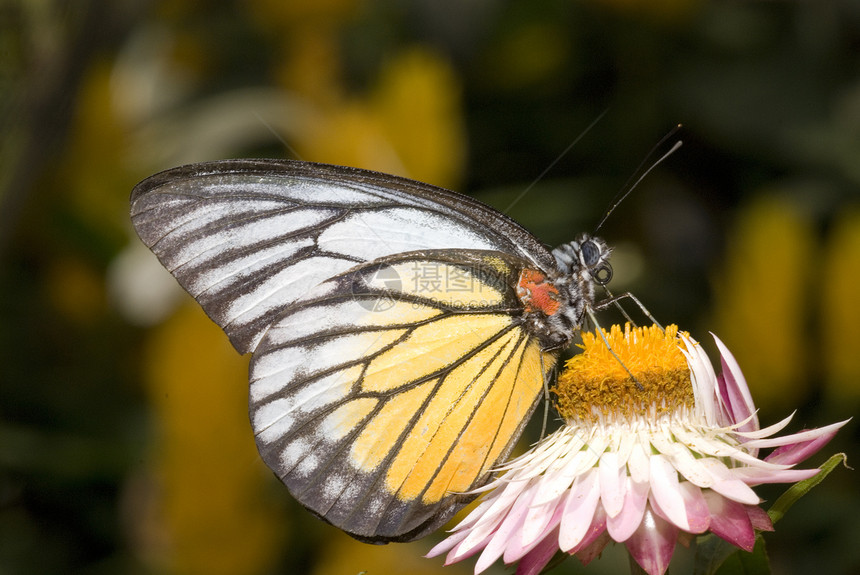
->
<box><xmin>538</xmin><ymin>354</ymin><xmax>557</xmax><ymax>440</ymax></box>
<box><xmin>595</xmin><ymin>288</ymin><xmax>663</xmax><ymax>330</ymax></box>
<box><xmin>585</xmin><ymin>308</ymin><xmax>645</xmax><ymax>391</ymax></box>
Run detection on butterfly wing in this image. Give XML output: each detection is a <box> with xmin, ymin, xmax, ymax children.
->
<box><xmin>130</xmin><ymin>159</ymin><xmax>556</xmax><ymax>354</ymax></box>
<box><xmin>130</xmin><ymin>159</ymin><xmax>560</xmax><ymax>542</ymax></box>
<box><xmin>251</xmin><ymin>249</ymin><xmax>556</xmax><ymax>541</ymax></box>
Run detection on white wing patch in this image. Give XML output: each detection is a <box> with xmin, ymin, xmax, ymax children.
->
<box><xmin>186</xmin><ymin>236</ymin><xmax>315</xmax><ymax>296</ymax></box>
<box><xmin>223</xmin><ymin>256</ymin><xmax>356</xmax><ymax>331</ymax></box>
<box><xmin>250</xmin><ymin>328</ymin><xmax>406</xmax><ymax>399</ymax></box>
<box><xmin>253</xmin><ymin>365</ymin><xmax>363</xmax><ymax>442</ymax></box>
<box><xmin>318</xmin><ymin>208</ymin><xmax>497</xmax><ymax>260</ymax></box>
<box><xmin>171</xmin><ymin>207</ymin><xmax>337</xmax><ymax>270</ymax></box>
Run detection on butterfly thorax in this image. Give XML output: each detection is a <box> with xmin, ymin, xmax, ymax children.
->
<box><xmin>517</xmin><ymin>234</ymin><xmax>612</xmax><ymax>352</ymax></box>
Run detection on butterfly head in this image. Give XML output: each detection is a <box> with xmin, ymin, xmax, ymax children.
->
<box><xmin>515</xmin><ymin>234</ymin><xmax>613</xmax><ymax>352</ymax></box>
<box><xmin>552</xmin><ymin>233</ymin><xmax>613</xmax><ymax>286</ymax></box>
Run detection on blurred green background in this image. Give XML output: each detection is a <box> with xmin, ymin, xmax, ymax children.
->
<box><xmin>1</xmin><ymin>0</ymin><xmax>858</xmax><ymax>574</ymax></box>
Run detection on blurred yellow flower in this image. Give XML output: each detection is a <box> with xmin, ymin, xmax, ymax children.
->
<box><xmin>140</xmin><ymin>303</ymin><xmax>284</xmax><ymax>575</ymax></box>
<box><xmin>298</xmin><ymin>48</ymin><xmax>466</xmax><ymax>189</ymax></box>
<box><xmin>821</xmin><ymin>207</ymin><xmax>860</xmax><ymax>404</ymax></box>
<box><xmin>45</xmin><ymin>257</ymin><xmax>105</xmax><ymax>326</ymax></box>
<box><xmin>312</xmin><ymin>530</ymin><xmax>471</xmax><ymax>575</ymax></box>
<box><xmin>712</xmin><ymin>194</ymin><xmax>814</xmax><ymax>412</ymax></box>
<box><xmin>57</xmin><ymin>61</ymin><xmax>133</xmax><ymax>244</ymax></box>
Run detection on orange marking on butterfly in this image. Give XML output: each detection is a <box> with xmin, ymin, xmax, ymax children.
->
<box><xmin>517</xmin><ymin>269</ymin><xmax>561</xmax><ymax>316</ymax></box>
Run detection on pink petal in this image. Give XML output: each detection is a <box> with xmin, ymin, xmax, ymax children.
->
<box><xmin>426</xmin><ymin>530</ymin><xmax>468</xmax><ymax>558</ymax></box>
<box><xmin>575</xmin><ymin>528</ymin><xmax>611</xmax><ymax>566</ymax></box>
<box><xmin>514</xmin><ymin>525</ymin><xmax>562</xmax><ymax>575</ymax></box>
<box><xmin>763</xmin><ymin>420</ymin><xmax>848</xmax><ymax>465</ymax></box>
<box><xmin>679</xmin><ymin>482</ymin><xmax>710</xmax><ymax>534</ymax></box>
<box><xmin>474</xmin><ymin>487</ymin><xmax>535</xmax><ymax>572</ymax></box>
<box><xmin>732</xmin><ymin>466</ymin><xmax>820</xmax><ymax>486</ymax></box>
<box><xmin>702</xmin><ymin>490</ymin><xmax>756</xmax><ymax>551</ymax></box>
<box><xmin>569</xmin><ymin>507</ymin><xmax>608</xmax><ymax>554</ymax></box>
<box><xmin>559</xmin><ymin>468</ymin><xmax>601</xmax><ymax>552</ymax></box>
<box><xmin>713</xmin><ymin>335</ymin><xmax>759</xmax><ymax>434</ymax></box>
<box><xmin>452</xmin><ymin>483</ymin><xmax>529</xmax><ymax>559</ymax></box>
<box><xmin>625</xmin><ymin>508</ymin><xmax>679</xmax><ymax>575</ymax></box>
<box><xmin>607</xmin><ymin>477</ymin><xmax>650</xmax><ymax>542</ymax></box>
<box><xmin>463</xmin><ymin>479</ymin><xmax>529</xmax><ymax>532</ymax></box>
<box><xmin>445</xmin><ymin>530</ymin><xmax>493</xmax><ymax>564</ymax></box>
<box><xmin>505</xmin><ymin>495</ymin><xmax>566</xmax><ymax>563</ymax></box>
<box><xmin>746</xmin><ymin>504</ymin><xmax>774</xmax><ymax>532</ymax></box>
<box><xmin>649</xmin><ymin>454</ymin><xmax>690</xmax><ymax>530</ymax></box>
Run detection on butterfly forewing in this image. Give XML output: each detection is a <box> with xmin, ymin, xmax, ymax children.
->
<box><xmin>130</xmin><ymin>160</ymin><xmax>562</xmax><ymax>542</ymax></box>
<box><xmin>130</xmin><ymin>160</ymin><xmax>554</xmax><ymax>354</ymax></box>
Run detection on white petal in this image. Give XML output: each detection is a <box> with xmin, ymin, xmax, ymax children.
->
<box><xmin>648</xmin><ymin>454</ymin><xmax>690</xmax><ymax>530</ymax></box>
<box><xmin>628</xmin><ymin>440</ymin><xmax>651</xmax><ymax>483</ymax></box>
<box><xmin>599</xmin><ymin>451</ymin><xmax>627</xmax><ymax>518</ymax></box>
<box><xmin>682</xmin><ymin>335</ymin><xmax>717</xmax><ymax>423</ymax></box>
<box><xmin>531</xmin><ymin>451</ymin><xmax>584</xmax><ymax>507</ymax></box>
<box><xmin>733</xmin><ymin>412</ymin><xmax>795</xmax><ymax>440</ymax></box>
<box><xmin>697</xmin><ymin>457</ymin><xmax>760</xmax><ymax>504</ymax></box>
<box><xmin>559</xmin><ymin>468</ymin><xmax>601</xmax><ymax>552</ymax></box>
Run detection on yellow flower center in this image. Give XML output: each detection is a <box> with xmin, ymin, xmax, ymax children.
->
<box><xmin>553</xmin><ymin>324</ymin><xmax>693</xmax><ymax>423</ymax></box>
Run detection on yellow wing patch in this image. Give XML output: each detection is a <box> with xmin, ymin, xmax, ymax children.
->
<box><xmin>387</xmin><ymin>330</ymin><xmax>523</xmax><ymax>499</ymax></box>
<box><xmin>350</xmin><ymin>379</ymin><xmax>437</xmax><ymax>470</ymax></box>
<box><xmin>361</xmin><ymin>314</ymin><xmax>513</xmax><ymax>393</ymax></box>
<box><xmin>369</xmin><ymin>259</ymin><xmax>507</xmax><ymax>308</ymax></box>
<box><xmin>320</xmin><ymin>397</ymin><xmax>379</xmax><ymax>441</ymax></box>
<box><xmin>420</xmin><ymin>339</ymin><xmax>547</xmax><ymax>503</ymax></box>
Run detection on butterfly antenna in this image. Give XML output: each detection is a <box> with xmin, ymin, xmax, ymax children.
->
<box><xmin>594</xmin><ymin>125</ymin><xmax>684</xmax><ymax>233</ymax></box>
<box><xmin>252</xmin><ymin>110</ymin><xmax>306</xmax><ymax>161</ymax></box>
<box><xmin>503</xmin><ymin>108</ymin><xmax>609</xmax><ymax>215</ymax></box>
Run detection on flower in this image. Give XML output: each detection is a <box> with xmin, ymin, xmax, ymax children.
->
<box><xmin>427</xmin><ymin>324</ymin><xmax>847</xmax><ymax>575</ymax></box>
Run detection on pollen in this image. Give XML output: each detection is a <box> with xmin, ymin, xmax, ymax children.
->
<box><xmin>553</xmin><ymin>324</ymin><xmax>693</xmax><ymax>423</ymax></box>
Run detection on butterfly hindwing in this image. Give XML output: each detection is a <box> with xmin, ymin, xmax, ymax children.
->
<box><xmin>249</xmin><ymin>250</ymin><xmax>557</xmax><ymax>541</ymax></box>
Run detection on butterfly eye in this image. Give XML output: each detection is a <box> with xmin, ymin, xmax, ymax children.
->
<box><xmin>580</xmin><ymin>240</ymin><xmax>601</xmax><ymax>267</ymax></box>
<box><xmin>593</xmin><ymin>263</ymin><xmax>613</xmax><ymax>285</ymax></box>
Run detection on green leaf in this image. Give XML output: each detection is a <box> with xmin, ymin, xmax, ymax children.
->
<box><xmin>711</xmin><ymin>536</ymin><xmax>770</xmax><ymax>575</ymax></box>
<box><xmin>694</xmin><ymin>533</ymin><xmax>751</xmax><ymax>575</ymax></box>
<box><xmin>767</xmin><ymin>453</ymin><xmax>848</xmax><ymax>525</ymax></box>
<box><xmin>693</xmin><ymin>453</ymin><xmax>848</xmax><ymax>575</ymax></box>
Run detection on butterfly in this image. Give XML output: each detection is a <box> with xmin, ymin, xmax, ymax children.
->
<box><xmin>130</xmin><ymin>159</ymin><xmax>614</xmax><ymax>543</ymax></box>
